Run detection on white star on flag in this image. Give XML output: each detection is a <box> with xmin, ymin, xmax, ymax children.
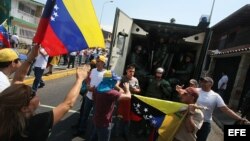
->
<box><xmin>152</xmin><ymin>119</ymin><xmax>157</xmax><ymax>125</ymax></box>
<box><xmin>51</xmin><ymin>16</ymin><xmax>55</xmax><ymax>21</ymax></box>
<box><xmin>136</xmin><ymin>103</ymin><xmax>141</xmax><ymax>108</ymax></box>
<box><xmin>54</xmin><ymin>4</ymin><xmax>59</xmax><ymax>10</ymax></box>
<box><xmin>53</xmin><ymin>12</ymin><xmax>58</xmax><ymax>17</ymax></box>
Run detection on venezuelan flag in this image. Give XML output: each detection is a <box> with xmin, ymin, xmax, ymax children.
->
<box><xmin>131</xmin><ymin>95</ymin><xmax>187</xmax><ymax>141</ymax></box>
<box><xmin>33</xmin><ymin>0</ymin><xmax>105</xmax><ymax>56</ymax></box>
<box><xmin>0</xmin><ymin>19</ymin><xmax>10</xmax><ymax>48</ymax></box>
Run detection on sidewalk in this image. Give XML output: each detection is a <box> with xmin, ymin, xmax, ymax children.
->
<box><xmin>212</xmin><ymin>107</ymin><xmax>237</xmax><ymax>130</ymax></box>
<box><xmin>10</xmin><ymin>65</ymin><xmax>77</xmax><ymax>85</ymax></box>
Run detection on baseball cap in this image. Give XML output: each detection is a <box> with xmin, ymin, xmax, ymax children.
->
<box><xmin>97</xmin><ymin>55</ymin><xmax>107</xmax><ymax>63</ymax></box>
<box><xmin>97</xmin><ymin>70</ymin><xmax>121</xmax><ymax>93</ymax></box>
<box><xmin>200</xmin><ymin>76</ymin><xmax>214</xmax><ymax>85</ymax></box>
<box><xmin>90</xmin><ymin>59</ymin><xmax>96</xmax><ymax>65</ymax></box>
<box><xmin>0</xmin><ymin>48</ymin><xmax>19</xmax><ymax>62</ymax></box>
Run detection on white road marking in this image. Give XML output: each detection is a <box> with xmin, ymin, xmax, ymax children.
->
<box><xmin>39</xmin><ymin>104</ymin><xmax>79</xmax><ymax>113</ymax></box>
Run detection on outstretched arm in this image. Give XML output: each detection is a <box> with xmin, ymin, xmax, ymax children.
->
<box><xmin>52</xmin><ymin>64</ymin><xmax>91</xmax><ymax>125</ymax></box>
<box><xmin>12</xmin><ymin>44</ymin><xmax>39</xmax><ymax>84</ymax></box>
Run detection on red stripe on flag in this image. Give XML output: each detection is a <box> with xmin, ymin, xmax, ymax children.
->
<box><xmin>0</xmin><ymin>33</ymin><xmax>10</xmax><ymax>48</ymax></box>
<box><xmin>33</xmin><ymin>18</ymin><xmax>50</xmax><ymax>44</ymax></box>
<box><xmin>41</xmin><ymin>25</ymin><xmax>68</xmax><ymax>56</ymax></box>
<box><xmin>130</xmin><ymin>111</ymin><xmax>142</xmax><ymax>121</ymax></box>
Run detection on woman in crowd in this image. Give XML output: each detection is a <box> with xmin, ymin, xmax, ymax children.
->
<box><xmin>0</xmin><ymin>65</ymin><xmax>90</xmax><ymax>141</ymax></box>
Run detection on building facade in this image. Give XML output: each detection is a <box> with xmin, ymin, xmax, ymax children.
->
<box><xmin>0</xmin><ymin>0</ymin><xmax>44</xmax><ymax>47</ymax></box>
<box><xmin>205</xmin><ymin>4</ymin><xmax>250</xmax><ymax>110</ymax></box>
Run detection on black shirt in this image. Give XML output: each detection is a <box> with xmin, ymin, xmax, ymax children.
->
<box><xmin>12</xmin><ymin>111</ymin><xmax>54</xmax><ymax>141</ymax></box>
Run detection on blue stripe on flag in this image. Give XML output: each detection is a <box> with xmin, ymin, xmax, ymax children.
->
<box><xmin>50</xmin><ymin>0</ymin><xmax>87</xmax><ymax>52</ymax></box>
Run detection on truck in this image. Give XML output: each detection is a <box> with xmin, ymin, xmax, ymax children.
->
<box><xmin>107</xmin><ymin>8</ymin><xmax>211</xmax><ymax>92</ymax></box>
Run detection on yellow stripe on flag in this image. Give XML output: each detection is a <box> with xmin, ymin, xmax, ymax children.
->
<box><xmin>158</xmin><ymin>112</ymin><xmax>187</xmax><ymax>141</ymax></box>
<box><xmin>63</xmin><ymin>0</ymin><xmax>105</xmax><ymax>48</ymax></box>
<box><xmin>134</xmin><ymin>95</ymin><xmax>187</xmax><ymax>114</ymax></box>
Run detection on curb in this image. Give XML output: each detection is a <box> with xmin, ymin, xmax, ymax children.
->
<box><xmin>23</xmin><ymin>69</ymin><xmax>76</xmax><ymax>85</ymax></box>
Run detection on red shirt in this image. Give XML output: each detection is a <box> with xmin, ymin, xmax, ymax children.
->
<box><xmin>93</xmin><ymin>89</ymin><xmax>121</xmax><ymax>128</ymax></box>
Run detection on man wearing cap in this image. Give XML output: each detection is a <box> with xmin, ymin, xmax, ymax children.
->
<box><xmin>0</xmin><ymin>47</ymin><xmax>36</xmax><ymax>92</ymax></box>
<box><xmin>0</xmin><ymin>48</ymin><xmax>22</xmax><ymax>92</ymax></box>
<box><xmin>174</xmin><ymin>87</ymin><xmax>204</xmax><ymax>141</ymax></box>
<box><xmin>92</xmin><ymin>70</ymin><xmax>131</xmax><ymax>141</ymax></box>
<box><xmin>74</xmin><ymin>55</ymin><xmax>106</xmax><ymax>136</ymax></box>
<box><xmin>196</xmin><ymin>76</ymin><xmax>249</xmax><ymax>141</ymax></box>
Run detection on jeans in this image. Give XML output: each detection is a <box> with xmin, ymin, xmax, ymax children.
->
<box><xmin>196</xmin><ymin>122</ymin><xmax>211</xmax><ymax>141</ymax></box>
<box><xmin>115</xmin><ymin>118</ymin><xmax>130</xmax><ymax>139</ymax></box>
<box><xmin>32</xmin><ymin>67</ymin><xmax>45</xmax><ymax>92</ymax></box>
<box><xmin>78</xmin><ymin>97</ymin><xmax>93</xmax><ymax>133</ymax></box>
<box><xmin>95</xmin><ymin>123</ymin><xmax>112</xmax><ymax>141</ymax></box>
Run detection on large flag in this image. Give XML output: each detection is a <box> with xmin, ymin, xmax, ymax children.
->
<box><xmin>131</xmin><ymin>95</ymin><xmax>188</xmax><ymax>141</ymax></box>
<box><xmin>0</xmin><ymin>19</ymin><xmax>10</xmax><ymax>48</ymax></box>
<box><xmin>33</xmin><ymin>0</ymin><xmax>105</xmax><ymax>56</ymax></box>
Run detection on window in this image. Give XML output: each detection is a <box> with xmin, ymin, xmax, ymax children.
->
<box><xmin>18</xmin><ymin>2</ymin><xmax>36</xmax><ymax>16</ymax></box>
<box><xmin>19</xmin><ymin>28</ymin><xmax>35</xmax><ymax>39</ymax></box>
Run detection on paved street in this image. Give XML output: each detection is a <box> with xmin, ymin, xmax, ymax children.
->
<box><xmin>31</xmin><ymin>75</ymin><xmax>223</xmax><ymax>141</ymax></box>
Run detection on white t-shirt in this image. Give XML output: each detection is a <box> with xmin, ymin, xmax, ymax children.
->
<box><xmin>196</xmin><ymin>88</ymin><xmax>226</xmax><ymax>123</ymax></box>
<box><xmin>34</xmin><ymin>48</ymin><xmax>49</xmax><ymax>69</ymax></box>
<box><xmin>218</xmin><ymin>75</ymin><xmax>228</xmax><ymax>90</ymax></box>
<box><xmin>86</xmin><ymin>68</ymin><xmax>106</xmax><ymax>100</ymax></box>
<box><xmin>11</xmin><ymin>35</ymin><xmax>19</xmax><ymax>44</ymax></box>
<box><xmin>0</xmin><ymin>71</ymin><xmax>10</xmax><ymax>93</ymax></box>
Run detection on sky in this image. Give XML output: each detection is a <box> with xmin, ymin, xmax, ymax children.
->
<box><xmin>37</xmin><ymin>0</ymin><xmax>249</xmax><ymax>32</ymax></box>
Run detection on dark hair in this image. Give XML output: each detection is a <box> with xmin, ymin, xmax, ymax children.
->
<box><xmin>126</xmin><ymin>64</ymin><xmax>136</xmax><ymax>70</ymax></box>
<box><xmin>0</xmin><ymin>61</ymin><xmax>12</xmax><ymax>68</ymax></box>
<box><xmin>0</xmin><ymin>84</ymin><xmax>33</xmax><ymax>140</ymax></box>
<box><xmin>0</xmin><ymin>59</ymin><xmax>20</xmax><ymax>69</ymax></box>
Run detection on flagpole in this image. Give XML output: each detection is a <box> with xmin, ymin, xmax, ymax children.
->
<box><xmin>209</xmin><ymin>0</ymin><xmax>216</xmax><ymax>23</ymax></box>
<box><xmin>99</xmin><ymin>1</ymin><xmax>113</xmax><ymax>27</ymax></box>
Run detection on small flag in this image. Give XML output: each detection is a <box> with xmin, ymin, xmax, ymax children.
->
<box><xmin>131</xmin><ymin>95</ymin><xmax>188</xmax><ymax>141</ymax></box>
<box><xmin>33</xmin><ymin>0</ymin><xmax>105</xmax><ymax>56</ymax></box>
<box><xmin>0</xmin><ymin>19</ymin><xmax>10</xmax><ymax>48</ymax></box>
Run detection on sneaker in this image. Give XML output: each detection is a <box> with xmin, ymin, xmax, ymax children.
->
<box><xmin>38</xmin><ymin>83</ymin><xmax>45</xmax><ymax>88</ymax></box>
<box><xmin>44</xmin><ymin>72</ymin><xmax>52</xmax><ymax>76</ymax></box>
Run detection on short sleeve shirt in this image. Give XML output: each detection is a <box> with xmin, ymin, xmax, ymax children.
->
<box><xmin>0</xmin><ymin>71</ymin><xmax>10</xmax><ymax>93</ymax></box>
<box><xmin>86</xmin><ymin>68</ymin><xmax>106</xmax><ymax>100</ymax></box>
<box><xmin>197</xmin><ymin>89</ymin><xmax>226</xmax><ymax>122</ymax></box>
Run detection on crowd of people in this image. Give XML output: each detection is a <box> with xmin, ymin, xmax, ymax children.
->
<box><xmin>1</xmin><ymin>42</ymin><xmax>250</xmax><ymax>141</ymax></box>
